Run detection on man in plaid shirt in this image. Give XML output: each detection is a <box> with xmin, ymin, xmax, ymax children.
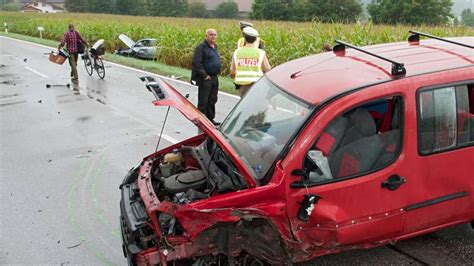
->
<box><xmin>59</xmin><ymin>24</ymin><xmax>87</xmax><ymax>81</ymax></box>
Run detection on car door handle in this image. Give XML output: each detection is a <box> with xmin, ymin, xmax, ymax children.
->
<box><xmin>382</xmin><ymin>175</ymin><xmax>406</xmax><ymax>191</ymax></box>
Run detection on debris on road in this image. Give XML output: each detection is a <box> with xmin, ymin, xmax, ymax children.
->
<box><xmin>67</xmin><ymin>243</ymin><xmax>82</xmax><ymax>249</ymax></box>
<box><xmin>46</xmin><ymin>83</ymin><xmax>71</xmax><ymax>88</ymax></box>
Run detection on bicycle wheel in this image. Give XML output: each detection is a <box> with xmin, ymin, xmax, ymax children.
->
<box><xmin>95</xmin><ymin>58</ymin><xmax>105</xmax><ymax>79</ymax></box>
<box><xmin>83</xmin><ymin>53</ymin><xmax>93</xmax><ymax>76</ymax></box>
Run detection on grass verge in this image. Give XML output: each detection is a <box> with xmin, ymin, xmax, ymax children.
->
<box><xmin>0</xmin><ymin>32</ymin><xmax>237</xmax><ymax>94</ymax></box>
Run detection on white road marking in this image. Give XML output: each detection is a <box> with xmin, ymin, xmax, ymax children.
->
<box><xmin>24</xmin><ymin>66</ymin><xmax>49</xmax><ymax>78</ymax></box>
<box><xmin>2</xmin><ymin>35</ymin><xmax>240</xmax><ymax>99</ymax></box>
<box><xmin>162</xmin><ymin>134</ymin><xmax>179</xmax><ymax>144</ymax></box>
<box><xmin>1</xmin><ymin>35</ymin><xmax>53</xmax><ymax>50</ymax></box>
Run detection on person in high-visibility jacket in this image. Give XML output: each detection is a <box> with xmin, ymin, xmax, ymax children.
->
<box><xmin>237</xmin><ymin>21</ymin><xmax>265</xmax><ymax>50</ymax></box>
<box><xmin>230</xmin><ymin>27</ymin><xmax>271</xmax><ymax>98</ymax></box>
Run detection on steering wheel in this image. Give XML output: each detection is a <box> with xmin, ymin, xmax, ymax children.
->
<box><xmin>239</xmin><ymin>127</ymin><xmax>263</xmax><ymax>140</ymax></box>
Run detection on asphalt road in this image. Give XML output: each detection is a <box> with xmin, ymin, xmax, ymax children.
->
<box><xmin>1</xmin><ymin>36</ymin><xmax>473</xmax><ymax>265</ymax></box>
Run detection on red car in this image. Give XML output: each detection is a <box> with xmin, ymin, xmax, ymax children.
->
<box><xmin>120</xmin><ymin>32</ymin><xmax>474</xmax><ymax>265</ymax></box>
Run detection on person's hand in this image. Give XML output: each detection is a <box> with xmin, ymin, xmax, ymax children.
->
<box><xmin>204</xmin><ymin>75</ymin><xmax>211</xmax><ymax>80</ymax></box>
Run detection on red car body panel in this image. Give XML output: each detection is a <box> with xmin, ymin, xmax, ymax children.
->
<box><xmin>267</xmin><ymin>37</ymin><xmax>473</xmax><ymax>105</ymax></box>
<box><xmin>281</xmin><ymin>66</ymin><xmax>473</xmax><ymax>261</ymax></box>
<box><xmin>123</xmin><ymin>37</ymin><xmax>474</xmax><ymax>265</ymax></box>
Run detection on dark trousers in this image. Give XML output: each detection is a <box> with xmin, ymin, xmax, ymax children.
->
<box><xmin>69</xmin><ymin>52</ymin><xmax>79</xmax><ymax>80</ymax></box>
<box><xmin>198</xmin><ymin>75</ymin><xmax>218</xmax><ymax>121</ymax></box>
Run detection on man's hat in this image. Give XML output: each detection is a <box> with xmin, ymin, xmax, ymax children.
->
<box><xmin>239</xmin><ymin>21</ymin><xmax>254</xmax><ymax>29</ymax></box>
<box><xmin>243</xmin><ymin>27</ymin><xmax>259</xmax><ymax>37</ymax></box>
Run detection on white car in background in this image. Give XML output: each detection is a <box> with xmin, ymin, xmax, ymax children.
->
<box><xmin>115</xmin><ymin>34</ymin><xmax>157</xmax><ymax>60</ymax></box>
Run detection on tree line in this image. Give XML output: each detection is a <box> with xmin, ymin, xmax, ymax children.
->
<box><xmin>2</xmin><ymin>0</ymin><xmax>472</xmax><ymax>26</ymax></box>
<box><xmin>64</xmin><ymin>0</ymin><xmax>239</xmax><ymax>19</ymax></box>
<box><xmin>64</xmin><ymin>0</ymin><xmax>470</xmax><ymax>26</ymax></box>
<box><xmin>251</xmin><ymin>0</ymin><xmax>456</xmax><ymax>25</ymax></box>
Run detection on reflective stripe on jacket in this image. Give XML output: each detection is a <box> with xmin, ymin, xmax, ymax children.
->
<box><xmin>233</xmin><ymin>47</ymin><xmax>265</xmax><ymax>85</ymax></box>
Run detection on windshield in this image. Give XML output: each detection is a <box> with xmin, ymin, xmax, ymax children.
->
<box><xmin>220</xmin><ymin>77</ymin><xmax>311</xmax><ymax>181</ymax></box>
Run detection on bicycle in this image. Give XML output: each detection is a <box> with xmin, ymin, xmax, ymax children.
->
<box><xmin>82</xmin><ymin>40</ymin><xmax>105</xmax><ymax>79</ymax></box>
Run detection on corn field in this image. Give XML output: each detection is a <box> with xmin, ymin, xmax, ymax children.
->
<box><xmin>1</xmin><ymin>12</ymin><xmax>473</xmax><ymax>76</ymax></box>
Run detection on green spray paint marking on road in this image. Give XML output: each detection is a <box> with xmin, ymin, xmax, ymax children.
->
<box><xmin>89</xmin><ymin>150</ymin><xmax>121</xmax><ymax>240</ymax></box>
<box><xmin>111</xmin><ymin>229</ymin><xmax>121</xmax><ymax>239</ymax></box>
<box><xmin>66</xmin><ymin>149</ymin><xmax>116</xmax><ymax>265</ymax></box>
<box><xmin>66</xmin><ymin>156</ymin><xmax>91</xmax><ymax>240</ymax></box>
<box><xmin>90</xmin><ymin>150</ymin><xmax>110</xmax><ymax>226</ymax></box>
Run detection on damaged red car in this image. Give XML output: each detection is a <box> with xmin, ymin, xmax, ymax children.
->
<box><xmin>120</xmin><ymin>32</ymin><xmax>474</xmax><ymax>265</ymax></box>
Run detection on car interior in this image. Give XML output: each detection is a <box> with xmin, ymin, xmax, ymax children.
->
<box><xmin>305</xmin><ymin>96</ymin><xmax>403</xmax><ymax>182</ymax></box>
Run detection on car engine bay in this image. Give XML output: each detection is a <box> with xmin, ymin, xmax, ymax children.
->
<box><xmin>120</xmin><ymin>137</ymin><xmax>248</xmax><ymax>253</ymax></box>
<box><xmin>153</xmin><ymin>138</ymin><xmax>247</xmax><ymax>204</ymax></box>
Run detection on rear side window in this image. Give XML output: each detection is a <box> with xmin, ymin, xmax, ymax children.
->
<box><xmin>418</xmin><ymin>84</ymin><xmax>474</xmax><ymax>155</ymax></box>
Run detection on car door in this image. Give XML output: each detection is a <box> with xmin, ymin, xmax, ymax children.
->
<box><xmin>282</xmin><ymin>82</ymin><xmax>412</xmax><ymax>254</ymax></box>
<box><xmin>402</xmin><ymin>72</ymin><xmax>474</xmax><ymax>235</ymax></box>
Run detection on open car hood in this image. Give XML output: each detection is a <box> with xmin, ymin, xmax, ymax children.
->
<box><xmin>118</xmin><ymin>34</ymin><xmax>135</xmax><ymax>49</ymax></box>
<box><xmin>140</xmin><ymin>76</ymin><xmax>257</xmax><ymax>188</ymax></box>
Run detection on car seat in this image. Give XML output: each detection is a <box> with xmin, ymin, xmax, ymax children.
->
<box><xmin>329</xmin><ymin>134</ymin><xmax>381</xmax><ymax>178</ymax></box>
<box><xmin>314</xmin><ymin>116</ymin><xmax>349</xmax><ymax>157</ymax></box>
<box><xmin>328</xmin><ymin>108</ymin><xmax>380</xmax><ymax>178</ymax></box>
<box><xmin>340</xmin><ymin>108</ymin><xmax>377</xmax><ymax>147</ymax></box>
<box><xmin>373</xmin><ymin>129</ymin><xmax>401</xmax><ymax>168</ymax></box>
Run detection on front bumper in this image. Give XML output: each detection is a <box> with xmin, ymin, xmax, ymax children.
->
<box><xmin>120</xmin><ymin>181</ymin><xmax>148</xmax><ymax>255</ymax></box>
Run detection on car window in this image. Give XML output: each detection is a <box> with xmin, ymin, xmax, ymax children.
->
<box><xmin>418</xmin><ymin>84</ymin><xmax>474</xmax><ymax>155</ymax></box>
<box><xmin>147</xmin><ymin>40</ymin><xmax>157</xmax><ymax>47</ymax></box>
<box><xmin>220</xmin><ymin>77</ymin><xmax>311</xmax><ymax>181</ymax></box>
<box><xmin>304</xmin><ymin>96</ymin><xmax>403</xmax><ymax>183</ymax></box>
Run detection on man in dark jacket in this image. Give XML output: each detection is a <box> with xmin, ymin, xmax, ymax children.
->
<box><xmin>191</xmin><ymin>29</ymin><xmax>222</xmax><ymax>126</ymax></box>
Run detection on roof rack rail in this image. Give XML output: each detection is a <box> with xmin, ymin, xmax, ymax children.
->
<box><xmin>408</xmin><ymin>30</ymin><xmax>474</xmax><ymax>49</ymax></box>
<box><xmin>333</xmin><ymin>40</ymin><xmax>406</xmax><ymax>77</ymax></box>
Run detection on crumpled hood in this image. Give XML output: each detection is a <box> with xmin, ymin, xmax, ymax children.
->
<box><xmin>118</xmin><ymin>34</ymin><xmax>135</xmax><ymax>49</ymax></box>
<box><xmin>141</xmin><ymin>76</ymin><xmax>257</xmax><ymax>188</ymax></box>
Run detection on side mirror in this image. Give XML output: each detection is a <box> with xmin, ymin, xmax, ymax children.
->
<box><xmin>291</xmin><ymin>169</ymin><xmax>308</xmax><ymax>181</ymax></box>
